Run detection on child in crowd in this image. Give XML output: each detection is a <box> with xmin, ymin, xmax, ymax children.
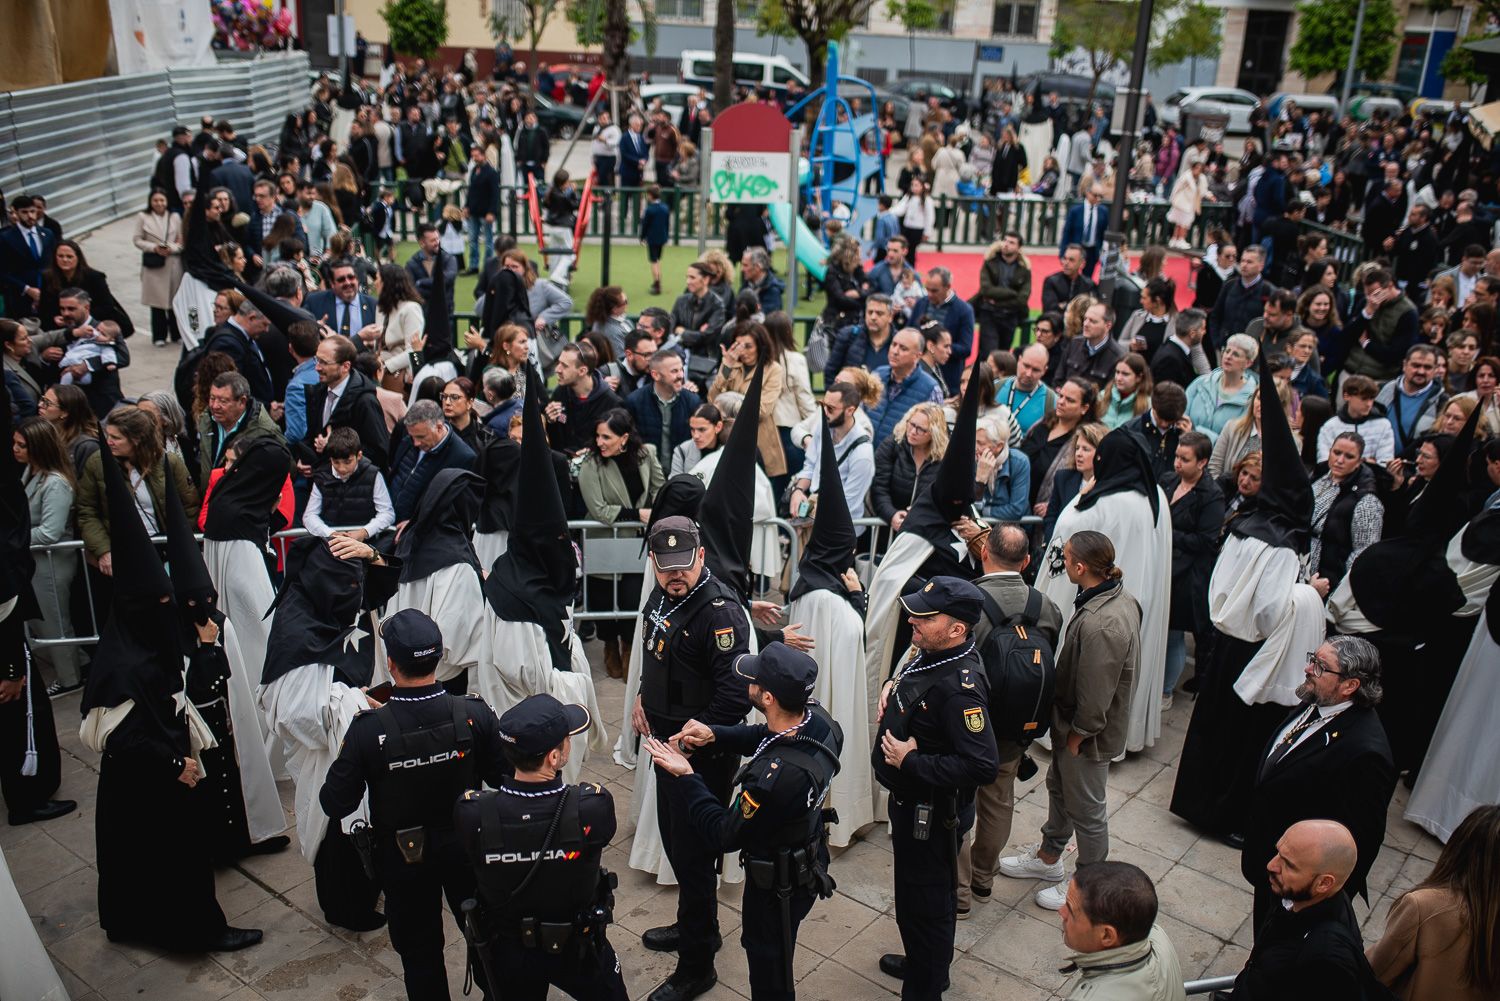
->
<box><xmin>303</xmin><ymin>427</ymin><xmax>395</xmax><ymax>542</ymax></box>
<box><xmin>641</xmin><ymin>184</ymin><xmax>670</xmax><ymax>295</ymax></box>
<box><xmin>58</xmin><ymin>320</ymin><xmax>120</xmax><ymax>386</ymax></box>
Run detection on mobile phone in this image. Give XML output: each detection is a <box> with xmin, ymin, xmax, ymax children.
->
<box><xmin>796</xmin><ymin>499</ymin><xmax>811</xmax><ymax>518</ymax></box>
<box><xmin>913</xmin><ymin>802</ymin><xmax>932</xmax><ymax>841</ymax></box>
<box><xmin>366</xmin><ymin>682</ymin><xmax>394</xmax><ymax>704</ymax></box>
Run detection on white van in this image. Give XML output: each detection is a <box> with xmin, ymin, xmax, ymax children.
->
<box><xmin>679</xmin><ymin>51</ymin><xmax>808</xmax><ymax>95</ymax></box>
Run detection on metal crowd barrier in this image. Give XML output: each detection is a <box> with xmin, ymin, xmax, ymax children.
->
<box><xmin>1186</xmin><ymin>975</ymin><xmax>1235</xmax><ymax>995</ymax></box>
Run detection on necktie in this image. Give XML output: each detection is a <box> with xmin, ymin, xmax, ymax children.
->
<box><xmin>1265</xmin><ymin>707</ymin><xmax>1320</xmax><ymax>770</ymax></box>
<box><xmin>323</xmin><ymin>390</ymin><xmax>339</xmax><ymax>427</ymax></box>
<box><xmin>339</xmin><ymin>303</ymin><xmax>351</xmax><ymax>339</ymax></box>
<box><xmin>1084</xmin><ymin>209</ymin><xmax>1094</xmax><ymax>246</ymax></box>
<box><xmin>26</xmin><ymin>230</ymin><xmax>39</xmax><ymax>260</ymax></box>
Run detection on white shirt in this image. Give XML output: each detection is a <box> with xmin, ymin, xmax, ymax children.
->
<box><xmin>591</xmin><ymin>124</ymin><xmax>621</xmax><ymax>159</ymax></box>
<box><xmin>303</xmin><ymin>468</ymin><xmax>395</xmax><ymax>539</ymax></box>
<box><xmin>1270</xmin><ymin>699</ymin><xmax>1353</xmax><ymax>759</ymax></box>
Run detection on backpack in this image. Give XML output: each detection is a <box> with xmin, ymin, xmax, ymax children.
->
<box><xmin>173</xmin><ymin>328</ymin><xmax>232</xmax><ymax>416</ymax></box>
<box><xmin>977</xmin><ymin>589</ymin><xmax>1056</xmax><ymax>742</ymax></box>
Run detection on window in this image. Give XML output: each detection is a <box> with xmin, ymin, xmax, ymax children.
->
<box><xmin>656</xmin><ymin>0</ymin><xmax>704</xmax><ymax>20</ymax></box>
<box><xmin>991</xmin><ymin>2</ymin><xmax>1038</xmax><ymax>37</ymax></box>
<box><xmin>737</xmin><ymin>0</ymin><xmax>760</xmax><ymax>23</ymax></box>
<box><xmin>772</xmin><ymin>65</ymin><xmax>801</xmax><ymax>86</ymax></box>
<box><xmin>733</xmin><ymin>60</ymin><xmax>763</xmax><ymax>83</ymax></box>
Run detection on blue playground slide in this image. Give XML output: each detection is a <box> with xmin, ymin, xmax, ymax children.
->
<box><xmin>767</xmin><ymin>202</ymin><xmax>828</xmax><ymax>283</ymax></box>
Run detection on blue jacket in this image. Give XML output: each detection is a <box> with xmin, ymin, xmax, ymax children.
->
<box><xmin>1059</xmin><ymin>202</ymin><xmax>1108</xmax><ymax>257</ymax></box>
<box><xmin>977</xmin><ymin>449</ymin><xmax>1031</xmax><ymax>521</ymax></box>
<box><xmin>1253</xmin><ymin>168</ymin><xmax>1287</xmax><ymax>228</ymax></box>
<box><xmin>303</xmin><ymin>290</ymin><xmax>376</xmax><ymax>337</ymax></box>
<box><xmin>870</xmin><ymin>211</ymin><xmax>901</xmax><ymax>257</ymax></box>
<box><xmin>909</xmin><ymin>293</ymin><xmax>976</xmax><ymax>388</ymax></box>
<box><xmin>0</xmin><ymin>225</ymin><xmax>56</xmax><ymax>315</ymax></box>
<box><xmin>824</xmin><ymin>323</ymin><xmax>891</xmax><ymax>384</ymax></box>
<box><xmin>389</xmin><ymin>426</ymin><xmax>477</xmax><ymax>522</ymax></box>
<box><xmin>741</xmin><ymin>273</ymin><xmax>785</xmax><ymax>314</ymax></box>
<box><xmin>641</xmin><ymin>202</ymin><xmax>670</xmax><ymax>246</ymax></box>
<box><xmin>867</xmin><ymin>365</ymin><xmax>943</xmax><ymax>442</ymax></box>
<box><xmin>867</xmin><ymin>260</ymin><xmax>900</xmax><ymax>296</ymax></box>
<box><xmin>625</xmin><ymin>383</ymin><xmax>701</xmax><ymax>458</ymax></box>
<box><xmin>283</xmin><ymin>358</ymin><xmax>319</xmax><ymax>445</ymax></box>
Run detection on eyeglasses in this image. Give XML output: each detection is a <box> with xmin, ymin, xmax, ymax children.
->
<box><xmin>335</xmin><ymin>276</ymin><xmax>358</xmax><ymax>284</ymax></box>
<box><xmin>439</xmin><ymin>393</ymin><xmax>466</xmax><ymax>402</ymax></box>
<box><xmin>37</xmin><ymin>397</ymin><xmax>57</xmax><ymax>411</ymax></box>
<box><xmin>1305</xmin><ymin>653</ymin><xmax>1344</xmax><ymax>678</ymax></box>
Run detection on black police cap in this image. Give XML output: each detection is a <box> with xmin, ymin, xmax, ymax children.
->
<box><xmin>733</xmin><ymin>642</ymin><xmax>818</xmax><ymax>707</ymax></box>
<box><xmin>498</xmin><ymin>694</ymin><xmax>591</xmax><ymax>755</ymax></box>
<box><xmin>900</xmin><ymin>575</ymin><xmax>985</xmax><ymax>625</ymax></box>
<box><xmin>381</xmin><ymin>609</ymin><xmax>444</xmax><ymax>672</ymax></box>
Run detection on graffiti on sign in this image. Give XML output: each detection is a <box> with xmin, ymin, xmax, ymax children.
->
<box><xmin>707</xmin><ymin>152</ymin><xmax>790</xmax><ymax>204</ymax></box>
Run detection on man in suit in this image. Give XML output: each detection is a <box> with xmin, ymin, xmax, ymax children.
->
<box><xmin>205</xmin><ymin>299</ymin><xmax>276</xmax><ymax>405</ymax></box>
<box><xmin>1242</xmin><ymin>636</ymin><xmax>1396</xmax><ymax>934</ymax></box>
<box><xmin>305</xmin><ymin>262</ymin><xmax>377</xmax><ymax>343</ymax></box>
<box><xmin>1150</xmin><ymin>309</ymin><xmax>1204</xmax><ymax>389</ymax></box>
<box><xmin>244</xmin><ymin>180</ymin><xmax>306</xmax><ymax>278</ymax></box>
<box><xmin>406</xmin><ymin>224</ymin><xmax>457</xmax><ymax>315</ymax></box>
<box><xmin>388</xmin><ymin>399</ymin><xmax>477</xmax><ymax>525</ymax></box>
<box><xmin>619</xmin><ymin>112</ymin><xmax>650</xmax><ymax>188</ymax></box>
<box><xmin>1059</xmin><ymin>187</ymin><xmax>1108</xmax><ymax>277</ymax></box>
<box><xmin>0</xmin><ymin>196</ymin><xmax>55</xmax><ymax>320</ymax></box>
<box><xmin>1056</xmin><ymin>301</ymin><xmax>1125</xmax><ymax>390</ymax></box>
<box><xmin>294</xmin><ymin>334</ymin><xmax>391</xmax><ymax>474</ymax></box>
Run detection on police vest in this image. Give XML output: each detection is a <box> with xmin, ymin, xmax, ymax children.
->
<box><xmin>472</xmin><ymin>786</ymin><xmax>600</xmax><ymax>924</ymax></box>
<box><xmin>638</xmin><ymin>575</ymin><xmax>740</xmax><ymax>722</ymax></box>
<box><xmin>368</xmin><ymin>695</ymin><xmax>479</xmax><ymax>832</ymax></box>
<box><xmin>735</xmin><ymin>705</ymin><xmax>843</xmax><ymax>853</ymax></box>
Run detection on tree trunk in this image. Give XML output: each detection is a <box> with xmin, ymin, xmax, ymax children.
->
<box><xmin>713</xmin><ymin>0</ymin><xmax>735</xmax><ymax>110</ymax></box>
<box><xmin>804</xmin><ymin>36</ymin><xmax>828</xmax><ymax>95</ymax></box>
<box><xmin>605</xmin><ymin>0</ymin><xmax>631</xmax><ymax>90</ymax></box>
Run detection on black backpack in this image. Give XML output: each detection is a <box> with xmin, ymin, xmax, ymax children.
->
<box><xmin>977</xmin><ymin>589</ymin><xmax>1056</xmax><ymax>742</ymax></box>
<box><xmin>173</xmin><ymin>328</ymin><xmax>233</xmax><ymax>416</ymax></box>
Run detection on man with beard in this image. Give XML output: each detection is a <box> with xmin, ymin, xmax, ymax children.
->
<box><xmin>1241</xmin><ymin>637</ymin><xmax>1395</xmax><ymax>933</ymax></box>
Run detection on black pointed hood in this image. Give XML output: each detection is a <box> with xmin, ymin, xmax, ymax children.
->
<box><xmin>233</xmin><ymin>278</ymin><xmax>315</xmax><ymax>333</ymax></box>
<box><xmin>422</xmin><ymin>250</ymin><xmax>454</xmax><ymax>361</ymax></box>
<box><xmin>1078</xmin><ymin>429</ymin><xmax>1160</xmax><ymax>520</ymax></box>
<box><xmin>202</xmin><ymin>434</ymin><xmax>291</xmax><ymax>543</ymax></box>
<box><xmin>262</xmin><ymin>536</ymin><xmax>376</xmax><ymax>687</ymax></box>
<box><xmin>397</xmin><ymin>466</ymin><xmax>484</xmax><ymax>583</ymax></box>
<box><xmin>699</xmin><ymin>363</ymin><xmax>761</xmax><ymax>602</ymax></box>
<box><xmin>900</xmin><ymin>355</ymin><xmax>981</xmax><ymax>547</ymax></box>
<box><xmin>484</xmin><ymin>365</ymin><xmax>577</xmax><ymax>672</ymax></box>
<box><xmin>1347</xmin><ymin>404</ymin><xmax>1481</xmax><ymax>630</ymax></box>
<box><xmin>80</xmin><ymin>431</ymin><xmax>185</xmax><ymax>724</ymax></box>
<box><xmin>789</xmin><ymin>412</ymin><xmax>857</xmax><ymax>603</ymax></box>
<box><xmin>648</xmin><ymin>474</ymin><xmax>707</xmax><ymax>534</ymax></box>
<box><xmin>1230</xmin><ymin>350</ymin><xmax>1313</xmax><ymax>552</ymax></box>
<box><xmin>0</xmin><ymin>375</ymin><xmax>37</xmax><ymax>619</ymax></box>
<box><xmin>162</xmin><ymin>463</ymin><xmax>219</xmax><ymax>628</ymax></box>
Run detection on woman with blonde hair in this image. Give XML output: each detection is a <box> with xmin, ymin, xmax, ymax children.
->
<box><xmin>330</xmin><ymin>162</ymin><xmax>362</xmax><ymax>229</ymax></box>
<box><xmin>1042</xmin><ymin>420</ymin><xmax>1108</xmax><ymax>542</ymax></box>
<box><xmin>697</xmin><ymin>248</ymin><xmax>736</xmax><ymax>313</ymax></box>
<box><xmin>1209</xmin><ymin>377</ymin><xmax>1292</xmax><ymax>479</ymax></box>
<box><xmin>871</xmin><ymin>401</ymin><xmax>948</xmax><ymax>537</ymax></box>
<box><xmin>1063</xmin><ymin>294</ymin><xmax>1093</xmax><ymax>341</ymax></box>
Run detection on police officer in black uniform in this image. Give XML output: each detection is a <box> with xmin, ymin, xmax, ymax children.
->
<box><xmin>320</xmin><ymin>609</ymin><xmax>510</xmax><ymax>1001</ymax></box>
<box><xmin>871</xmin><ymin>577</ymin><xmax>998</xmax><ymax>1001</ymax></box>
<box><xmin>629</xmin><ymin>515</ymin><xmax>753</xmax><ymax>1001</ymax></box>
<box><xmin>454</xmin><ymin>694</ymin><xmax>627</xmax><ymax>1001</ymax></box>
<box><xmin>644</xmin><ymin>643</ymin><xmax>842</xmax><ymax>1001</ymax></box>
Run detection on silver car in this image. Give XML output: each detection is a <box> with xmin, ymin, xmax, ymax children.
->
<box><xmin>1158</xmin><ymin>87</ymin><xmax>1262</xmax><ymax>134</ymax></box>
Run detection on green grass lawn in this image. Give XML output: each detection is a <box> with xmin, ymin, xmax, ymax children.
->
<box><xmin>394</xmin><ymin>240</ymin><xmax>822</xmax><ymax>326</ymax></box>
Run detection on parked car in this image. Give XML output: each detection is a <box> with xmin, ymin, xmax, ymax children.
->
<box><xmin>1020</xmin><ymin>73</ymin><xmax>1118</xmax><ymax>133</ymax></box>
<box><xmin>1268</xmin><ymin>92</ymin><xmax>1341</xmax><ymax>122</ymax></box>
<box><xmin>639</xmin><ymin>83</ymin><xmax>711</xmax><ymax>125</ymax></box>
<box><xmin>887</xmin><ymin>78</ymin><xmax>965</xmax><ymax>116</ymax></box>
<box><xmin>1158</xmin><ymin>86</ymin><xmax>1261</xmax><ymax>133</ymax></box>
<box><xmin>679</xmin><ymin>50</ymin><xmax>808</xmax><ymax>95</ymax></box>
<box><xmin>516</xmin><ymin>85</ymin><xmax>594</xmax><ymax>139</ymax></box>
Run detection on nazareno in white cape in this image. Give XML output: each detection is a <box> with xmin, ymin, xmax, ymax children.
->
<box><xmin>383</xmin><ymin>563</ymin><xmax>489</xmax><ymax>685</ymax></box>
<box><xmin>1038</xmin><ymin>487</ymin><xmax>1172</xmax><ymax>752</ymax></box>
<box><xmin>1210</xmin><ymin>534</ymin><xmax>1326</xmax><ymax>708</ymax></box>
<box><xmin>0</xmin><ymin>845</ymin><xmax>69</xmax><ymax>1001</ymax></box>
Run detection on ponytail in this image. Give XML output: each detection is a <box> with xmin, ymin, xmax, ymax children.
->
<box><xmin>1067</xmin><ymin>530</ymin><xmax>1122</xmax><ymax>583</ymax></box>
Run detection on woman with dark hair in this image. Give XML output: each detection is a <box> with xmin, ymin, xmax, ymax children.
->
<box><xmin>1457</xmin><ymin>355</ymin><xmax>1500</xmax><ymax>437</ymax></box>
<box><xmin>585</xmin><ymin>285</ymin><xmax>632</xmax><ymax>361</ymax></box>
<box><xmin>366</xmin><ymin>262</ymin><xmax>424</xmax><ymax>390</ymax></box>
<box><xmin>1369</xmin><ymin>804</ymin><xmax>1500</xmax><ymax>1001</ymax></box>
<box><xmin>1297</xmin><ymin>286</ymin><xmax>1344</xmax><ymax>374</ymax></box>
<box><xmin>669</xmin><ymin>402</ymin><xmax>723</xmax><ymax>477</ymax></box>
<box><xmin>576</xmin><ymin>407</ymin><xmax>664</xmax><ymax>676</ymax></box>
<box><xmin>1307</xmin><ymin>430</ymin><xmax>1383</xmax><ymax>600</ymax></box>
<box><xmin>1193</xmin><ymin>242</ymin><xmax>1237</xmax><ymax>312</ymax></box>
<box><xmin>1118</xmin><ymin>277</ymin><xmax>1177</xmax><ymax>359</ymax></box>
<box><xmin>39</xmin><ymin>239</ymin><xmax>135</xmax><ymax>337</ymax></box>
<box><xmin>14</xmin><ymin>416</ymin><xmax>83</xmax><ymax>693</ymax></box>
<box><xmin>709</xmin><ymin>322</ymin><xmax>787</xmax><ymax>482</ymax></box>
<box><xmin>2</xmin><ymin>318</ymin><xmax>43</xmax><ymax>411</ymax></box>
<box><xmin>1022</xmin><ymin>375</ymin><xmax>1096</xmax><ymax>513</ymax></box>
<box><xmin>578</xmin><ymin>330</ymin><xmax>624</xmax><ymax>389</ymax></box>
<box><xmin>134</xmin><ymin>188</ymin><xmax>184</xmax><ymax>345</ymax></box>
<box><xmin>1461</xmin><ymin>303</ymin><xmax>1497</xmax><ymax>358</ymax></box>
<box><xmin>1383</xmin><ymin>434</ymin><xmax>1452</xmax><ymax>537</ymax></box>
<box><xmin>1159</xmin><ymin>429</ymin><xmax>1225</xmax><ymax>709</ymax></box>
<box><xmin>764</xmin><ymin>309</ymin><xmax>816</xmax><ymax>484</ymax></box>
<box><xmin>37</xmin><ymin>383</ymin><xmax>100</xmax><ymax>476</ymax></box>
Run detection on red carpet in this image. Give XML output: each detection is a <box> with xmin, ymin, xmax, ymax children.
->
<box><xmin>915</xmin><ymin>251</ymin><xmax>1199</xmax><ymax>313</ymax></box>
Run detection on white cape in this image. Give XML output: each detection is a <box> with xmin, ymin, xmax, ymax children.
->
<box><xmin>218</xmin><ymin>617</ymin><xmax>287</xmax><ymax>843</ymax></box>
<box><xmin>472</xmin><ymin>530</ymin><xmax>510</xmax><ymax>570</ymax></box>
<box><xmin>258</xmin><ymin>663</ymin><xmax>371</xmax><ymax>863</ymax></box>
<box><xmin>1211</xmin><ymin>534</ymin><xmax>1328</xmax><ymax>707</ymax></box>
<box><xmin>389</xmin><ymin>564</ymin><xmax>489</xmax><ymax>684</ymax></box>
<box><xmin>0</xmin><ymin>847</ymin><xmax>69</xmax><ymax>1001</ymax></box>
<box><xmin>1446</xmin><ymin>523</ymin><xmax>1500</xmax><ymax>615</ymax></box>
<box><xmin>1039</xmin><ymin>489</ymin><xmax>1172</xmax><ymax>752</ymax></box>
<box><xmin>690</xmin><ymin>450</ymin><xmax>784</xmax><ymax>580</ymax></box>
<box><xmin>862</xmin><ymin>530</ymin><xmax>938</xmax><ymax>730</ymax></box>
<box><xmin>170</xmin><ymin>271</ymin><xmax>218</xmax><ymax>349</ymax></box>
<box><xmin>1405</xmin><ymin>611</ymin><xmax>1500</xmax><ymax>842</ymax></box>
<box><xmin>786</xmin><ymin>588</ymin><xmax>875</xmax><ymax>846</ymax></box>
<box><xmin>473</xmin><ymin>615</ymin><xmax>608</xmax><ymax>785</ymax></box>
<box><xmin>203</xmin><ymin>538</ymin><xmax>285</xmax><ymax>779</ymax></box>
<box><xmin>612</xmin><ymin>567</ymin><xmax>654</xmax><ymax>769</ymax></box>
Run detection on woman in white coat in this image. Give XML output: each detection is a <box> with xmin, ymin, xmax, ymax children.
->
<box><xmin>1166</xmin><ymin>160</ymin><xmax>1208</xmax><ymax>250</ymax></box>
<box><xmin>1038</xmin><ymin>429</ymin><xmax>1172</xmax><ymax>754</ymax></box>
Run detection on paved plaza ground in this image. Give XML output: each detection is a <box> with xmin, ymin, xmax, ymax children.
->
<box><xmin>8</xmin><ymin>214</ymin><xmax>1446</xmax><ymax>1001</ymax></box>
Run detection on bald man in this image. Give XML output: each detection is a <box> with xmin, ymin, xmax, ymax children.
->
<box><xmin>1229</xmin><ymin>820</ymin><xmax>1381</xmax><ymax>1000</ymax></box>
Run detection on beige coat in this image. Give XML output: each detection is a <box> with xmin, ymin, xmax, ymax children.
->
<box><xmin>1367</xmin><ymin>886</ymin><xmax>1490</xmax><ymax>1001</ymax></box>
<box><xmin>711</xmin><ymin>360</ymin><xmax>787</xmax><ymax>476</ymax></box>
<box><xmin>132</xmin><ymin>210</ymin><xmax>183</xmax><ymax>310</ymax></box>
<box><xmin>931</xmin><ymin>145</ymin><xmax>966</xmax><ymax>200</ymax></box>
<box><xmin>1052</xmin><ymin>578</ymin><xmax>1141</xmax><ymax>761</ymax></box>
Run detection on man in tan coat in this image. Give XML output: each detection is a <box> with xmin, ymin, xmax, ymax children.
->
<box><xmin>997</xmin><ymin>529</ymin><xmax>1141</xmax><ymax>910</ymax></box>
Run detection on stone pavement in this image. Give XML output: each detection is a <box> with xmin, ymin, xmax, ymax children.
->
<box><xmin>15</xmin><ymin>663</ymin><xmax>1441</xmax><ymax>1001</ymax></box>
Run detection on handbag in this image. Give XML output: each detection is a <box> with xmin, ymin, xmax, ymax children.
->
<box><xmin>142</xmin><ymin>251</ymin><xmax>167</xmax><ymax>268</ymax></box>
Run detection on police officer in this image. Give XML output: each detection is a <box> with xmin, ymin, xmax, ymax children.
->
<box><xmin>630</xmin><ymin>515</ymin><xmax>752</xmax><ymax>1001</ymax></box>
<box><xmin>454</xmin><ymin>694</ymin><xmax>627</xmax><ymax>1001</ymax></box>
<box><xmin>320</xmin><ymin>609</ymin><xmax>510</xmax><ymax>1001</ymax></box>
<box><xmin>645</xmin><ymin>643</ymin><xmax>842</xmax><ymax>1001</ymax></box>
<box><xmin>872</xmin><ymin>577</ymin><xmax>998</xmax><ymax>1001</ymax></box>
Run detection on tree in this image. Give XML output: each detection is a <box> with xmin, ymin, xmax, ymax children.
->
<box><xmin>381</xmin><ymin>0</ymin><xmax>449</xmax><ymax>60</ymax></box>
<box><xmin>1048</xmin><ymin>0</ymin><xmax>1221</xmax><ymax>106</ymax></box>
<box><xmin>1287</xmin><ymin>0</ymin><xmax>1398</xmax><ymax>84</ymax></box>
<box><xmin>490</xmin><ymin>0</ymin><xmax>563</xmax><ymax>101</ymax></box>
<box><xmin>568</xmin><ymin>0</ymin><xmax>656</xmax><ymax>92</ymax></box>
<box><xmin>714</xmin><ymin>0</ymin><xmax>736</xmax><ymax>110</ymax></box>
<box><xmin>755</xmin><ymin>0</ymin><xmax>879</xmax><ymax>93</ymax></box>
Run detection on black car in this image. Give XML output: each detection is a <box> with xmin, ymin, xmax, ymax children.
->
<box><xmin>516</xmin><ymin>85</ymin><xmax>594</xmax><ymax>139</ymax></box>
<box><xmin>888</xmin><ymin>78</ymin><xmax>964</xmax><ymax>114</ymax></box>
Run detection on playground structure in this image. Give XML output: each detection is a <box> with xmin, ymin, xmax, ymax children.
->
<box><xmin>525</xmin><ymin>171</ymin><xmax>597</xmax><ymax>283</ymax></box>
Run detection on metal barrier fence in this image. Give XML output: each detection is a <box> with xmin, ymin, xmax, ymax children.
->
<box><xmin>1302</xmin><ymin>219</ymin><xmax>1365</xmax><ymax>284</ymax></box>
<box><xmin>1186</xmin><ymin>975</ymin><xmax>1235</xmax><ymax>996</ymax></box>
<box><xmin>0</xmin><ymin>51</ymin><xmax>310</xmax><ymax>238</ymax></box>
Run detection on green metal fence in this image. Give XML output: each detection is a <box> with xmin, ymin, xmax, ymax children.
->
<box><xmin>1299</xmin><ymin>219</ymin><xmax>1365</xmax><ymax>284</ymax></box>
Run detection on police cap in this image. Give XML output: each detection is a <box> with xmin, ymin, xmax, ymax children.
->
<box><xmin>733</xmin><ymin>642</ymin><xmax>817</xmax><ymax>707</ymax></box>
<box><xmin>648</xmin><ymin>515</ymin><xmax>701</xmax><ymax>571</ymax></box>
<box><xmin>900</xmin><ymin>575</ymin><xmax>985</xmax><ymax>625</ymax></box>
<box><xmin>381</xmin><ymin>608</ymin><xmax>444</xmax><ymax>674</ymax></box>
<box><xmin>498</xmin><ymin>694</ymin><xmax>591</xmax><ymax>755</ymax></box>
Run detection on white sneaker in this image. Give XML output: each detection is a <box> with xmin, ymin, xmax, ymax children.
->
<box><xmin>1034</xmin><ymin>881</ymin><xmax>1069</xmax><ymax>910</ymax></box>
<box><xmin>1161</xmin><ymin>693</ymin><xmax>1175</xmax><ymax>712</ymax></box>
<box><xmin>998</xmin><ymin>845</ymin><xmax>1066</xmax><ymax>882</ymax></box>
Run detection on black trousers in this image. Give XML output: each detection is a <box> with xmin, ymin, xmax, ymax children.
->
<box><xmin>593</xmin><ymin>155</ymin><xmax>617</xmax><ymax>188</ymax></box>
<box><xmin>900</xmin><ymin>226</ymin><xmax>925</xmax><ymax>267</ymax></box>
<box><xmin>888</xmin><ymin>798</ymin><xmax>970</xmax><ymax>1001</ymax></box>
<box><xmin>379</xmin><ymin>831</ymin><xmax>488</xmax><ymax>1001</ymax></box>
<box><xmin>314</xmin><ymin>827</ymin><xmax>382</xmax><ymax>928</ymax></box>
<box><xmin>740</xmin><ymin>877</ymin><xmax>816</xmax><ymax>1001</ymax></box>
<box><xmin>977</xmin><ymin>310</ymin><xmax>1022</xmax><ymax>356</ymax></box>
<box><xmin>0</xmin><ymin>635</ymin><xmax>61</xmax><ymax>819</ymax></box>
<box><xmin>150</xmin><ymin>307</ymin><xmax>177</xmax><ymax>344</ymax></box>
<box><xmin>654</xmin><ymin>749</ymin><xmax>736</xmax><ymax>972</ymax></box>
<box><xmin>485</xmin><ymin>936</ymin><xmax>629</xmax><ymax>1001</ymax></box>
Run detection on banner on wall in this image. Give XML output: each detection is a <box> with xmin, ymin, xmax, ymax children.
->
<box><xmin>109</xmin><ymin>0</ymin><xmax>216</xmax><ymax>76</ymax></box>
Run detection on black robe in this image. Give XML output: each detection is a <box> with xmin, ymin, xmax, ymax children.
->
<box><xmin>183</xmin><ymin>629</ymin><xmax>252</xmax><ymax>865</ymax></box>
